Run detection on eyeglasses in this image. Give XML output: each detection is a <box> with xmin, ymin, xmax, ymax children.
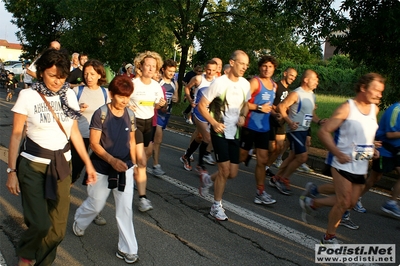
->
<box><xmin>233</xmin><ymin>60</ymin><xmax>249</xmax><ymax>68</ymax></box>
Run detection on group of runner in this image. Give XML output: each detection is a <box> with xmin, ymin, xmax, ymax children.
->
<box><xmin>5</xmin><ymin>43</ymin><xmax>399</xmax><ymax>265</ymax></box>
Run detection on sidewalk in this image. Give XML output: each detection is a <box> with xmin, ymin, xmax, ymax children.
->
<box><xmin>168</xmin><ymin>114</ymin><xmax>397</xmax><ymax>192</ymax></box>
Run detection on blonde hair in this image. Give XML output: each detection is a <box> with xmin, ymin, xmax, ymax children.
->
<box><xmin>134</xmin><ymin>51</ymin><xmax>163</xmax><ymax>77</ymax></box>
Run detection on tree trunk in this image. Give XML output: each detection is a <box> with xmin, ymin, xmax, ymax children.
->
<box><xmin>177</xmin><ymin>45</ymin><xmax>189</xmax><ymax>102</ymax></box>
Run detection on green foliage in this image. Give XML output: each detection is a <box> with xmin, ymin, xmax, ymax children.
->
<box><xmin>328</xmin><ymin>0</ymin><xmax>400</xmax><ymax>105</ymax></box>
<box><xmin>4</xmin><ymin>0</ymin><xmax>66</xmax><ymax>60</ymax></box>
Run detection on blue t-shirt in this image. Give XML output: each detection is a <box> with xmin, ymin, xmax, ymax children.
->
<box><xmin>376</xmin><ymin>102</ymin><xmax>400</xmax><ymax>157</ymax></box>
<box><xmin>89</xmin><ymin>105</ymin><xmax>135</xmax><ymax>174</ymax></box>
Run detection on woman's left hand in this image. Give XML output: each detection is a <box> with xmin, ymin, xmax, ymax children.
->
<box><xmin>6</xmin><ymin>173</ymin><xmax>20</xmax><ymax>196</ymax></box>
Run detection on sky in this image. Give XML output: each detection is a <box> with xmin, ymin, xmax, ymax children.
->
<box><xmin>0</xmin><ymin>1</ymin><xmax>19</xmax><ymax>43</ymax></box>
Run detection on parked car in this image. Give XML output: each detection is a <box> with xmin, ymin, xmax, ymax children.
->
<box><xmin>4</xmin><ymin>62</ymin><xmax>23</xmax><ymax>75</ymax></box>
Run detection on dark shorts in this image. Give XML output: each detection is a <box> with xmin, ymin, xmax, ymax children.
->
<box><xmin>287</xmin><ymin>131</ymin><xmax>308</xmax><ymax>154</ymax></box>
<box><xmin>334</xmin><ymin>168</ymin><xmax>366</xmax><ymax>184</ymax></box>
<box><xmin>240</xmin><ymin>127</ymin><xmax>269</xmax><ymax>150</ymax></box>
<box><xmin>156</xmin><ymin>113</ymin><xmax>171</xmax><ymax>130</ymax></box>
<box><xmin>372</xmin><ymin>156</ymin><xmax>400</xmax><ymax>174</ymax></box>
<box><xmin>211</xmin><ymin>134</ymin><xmax>240</xmax><ymax>164</ymax></box>
<box><xmin>135</xmin><ymin>117</ymin><xmax>153</xmax><ymax>147</ymax></box>
<box><xmin>269</xmin><ymin>124</ymin><xmax>286</xmax><ymax>141</ymax></box>
<box><xmin>307</xmin><ymin>127</ymin><xmax>311</xmax><ymax>137</ymax></box>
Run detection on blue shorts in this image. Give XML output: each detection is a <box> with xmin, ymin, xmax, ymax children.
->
<box><xmin>156</xmin><ymin>113</ymin><xmax>171</xmax><ymax>130</ymax></box>
<box><xmin>192</xmin><ymin>106</ymin><xmax>207</xmax><ymax>123</ymax></box>
<box><xmin>287</xmin><ymin>131</ymin><xmax>308</xmax><ymax>155</ymax></box>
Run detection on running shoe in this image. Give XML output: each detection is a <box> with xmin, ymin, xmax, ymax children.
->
<box><xmin>339</xmin><ymin>211</ymin><xmax>359</xmax><ymax>230</ymax></box>
<box><xmin>116</xmin><ymin>250</ymin><xmax>139</xmax><ymax>264</ymax></box>
<box><xmin>152</xmin><ymin>164</ymin><xmax>166</xmax><ymax>177</ymax></box>
<box><xmin>189</xmin><ymin>154</ymin><xmax>194</xmax><ymax>162</ymax></box>
<box><xmin>275</xmin><ymin>178</ymin><xmax>291</xmax><ymax>195</ymax></box>
<box><xmin>381</xmin><ymin>201</ymin><xmax>400</xmax><ymax>218</ymax></box>
<box><xmin>265</xmin><ymin>168</ymin><xmax>275</xmax><ymax>178</ymax></box>
<box><xmin>268</xmin><ymin>176</ymin><xmax>276</xmax><ymax>187</ymax></box>
<box><xmin>299</xmin><ymin>195</ymin><xmax>314</xmax><ymax>223</ymax></box>
<box><xmin>186</xmin><ymin>118</ymin><xmax>193</xmax><ymax>125</ymax></box>
<box><xmin>203</xmin><ymin>154</ymin><xmax>216</xmax><ymax>165</ymax></box>
<box><xmin>210</xmin><ymin>204</ymin><xmax>228</xmax><ymax>221</ymax></box>
<box><xmin>297</xmin><ymin>163</ymin><xmax>314</xmax><ymax>173</ymax></box>
<box><xmin>302</xmin><ymin>182</ymin><xmax>318</xmax><ymax>198</ymax></box>
<box><xmin>93</xmin><ymin>213</ymin><xmax>107</xmax><ymax>226</ymax></box>
<box><xmin>320</xmin><ymin>235</ymin><xmax>341</xmax><ymax>246</ymax></box>
<box><xmin>195</xmin><ymin>164</ymin><xmax>208</xmax><ymax>174</ymax></box>
<box><xmin>199</xmin><ymin>172</ymin><xmax>212</xmax><ymax>197</ymax></box>
<box><xmin>353</xmin><ymin>197</ymin><xmax>366</xmax><ymax>213</ymax></box>
<box><xmin>254</xmin><ymin>191</ymin><xmax>277</xmax><ymax>205</ymax></box>
<box><xmin>273</xmin><ymin>158</ymin><xmax>283</xmax><ymax>168</ymax></box>
<box><xmin>73</xmin><ymin>221</ymin><xmax>85</xmax><ymax>237</ymax></box>
<box><xmin>180</xmin><ymin>155</ymin><xmax>192</xmax><ymax>171</ymax></box>
<box><xmin>138</xmin><ymin>198</ymin><xmax>153</xmax><ymax>212</ymax></box>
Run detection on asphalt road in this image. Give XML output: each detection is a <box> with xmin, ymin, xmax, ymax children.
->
<box><xmin>0</xmin><ymin>88</ymin><xmax>399</xmax><ymax>266</ymax></box>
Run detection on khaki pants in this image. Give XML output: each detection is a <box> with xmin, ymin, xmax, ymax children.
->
<box><xmin>16</xmin><ymin>157</ymin><xmax>71</xmax><ymax>265</ymax></box>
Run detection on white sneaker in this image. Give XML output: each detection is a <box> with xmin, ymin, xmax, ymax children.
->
<box><xmin>138</xmin><ymin>197</ymin><xmax>153</xmax><ymax>212</ymax></box>
<box><xmin>203</xmin><ymin>154</ymin><xmax>216</xmax><ymax>165</ymax></box>
<box><xmin>73</xmin><ymin>221</ymin><xmax>85</xmax><ymax>237</ymax></box>
<box><xmin>353</xmin><ymin>197</ymin><xmax>367</xmax><ymax>213</ymax></box>
<box><xmin>210</xmin><ymin>204</ymin><xmax>228</xmax><ymax>221</ymax></box>
<box><xmin>186</xmin><ymin>118</ymin><xmax>193</xmax><ymax>125</ymax></box>
<box><xmin>152</xmin><ymin>164</ymin><xmax>165</xmax><ymax>177</ymax></box>
<box><xmin>93</xmin><ymin>213</ymin><xmax>107</xmax><ymax>225</ymax></box>
<box><xmin>254</xmin><ymin>191</ymin><xmax>277</xmax><ymax>205</ymax></box>
<box><xmin>297</xmin><ymin>163</ymin><xmax>314</xmax><ymax>173</ymax></box>
<box><xmin>116</xmin><ymin>250</ymin><xmax>139</xmax><ymax>263</ymax></box>
<box><xmin>199</xmin><ymin>172</ymin><xmax>212</xmax><ymax>197</ymax></box>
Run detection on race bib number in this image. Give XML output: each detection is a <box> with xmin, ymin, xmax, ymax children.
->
<box><xmin>302</xmin><ymin>114</ymin><xmax>313</xmax><ymax>127</ymax></box>
<box><xmin>352</xmin><ymin>144</ymin><xmax>374</xmax><ymax>161</ymax></box>
<box><xmin>139</xmin><ymin>101</ymin><xmax>155</xmax><ymax>106</ymax></box>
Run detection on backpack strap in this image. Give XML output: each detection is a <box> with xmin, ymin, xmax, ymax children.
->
<box><xmin>100</xmin><ymin>86</ymin><xmax>108</xmax><ymax>103</ymax></box>
<box><xmin>77</xmin><ymin>86</ymin><xmax>107</xmax><ymax>103</ymax></box>
<box><xmin>100</xmin><ymin>104</ymin><xmax>135</xmax><ymax>132</ymax></box>
<box><xmin>77</xmin><ymin>85</ymin><xmax>85</xmax><ymax>100</ymax></box>
<box><xmin>126</xmin><ymin>108</ymin><xmax>136</xmax><ymax>131</ymax></box>
<box><xmin>100</xmin><ymin>104</ymin><xmax>108</xmax><ymax>124</ymax></box>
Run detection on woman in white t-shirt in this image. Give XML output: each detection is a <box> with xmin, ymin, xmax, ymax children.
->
<box><xmin>6</xmin><ymin>48</ymin><xmax>96</xmax><ymax>266</ymax></box>
<box><xmin>71</xmin><ymin>59</ymin><xmax>110</xmax><ymax>184</ymax></box>
<box><xmin>130</xmin><ymin>51</ymin><xmax>166</xmax><ymax>212</ymax></box>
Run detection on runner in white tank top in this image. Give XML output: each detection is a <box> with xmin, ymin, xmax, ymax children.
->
<box><xmin>316</xmin><ymin>73</ymin><xmax>385</xmax><ymax>245</ymax></box>
<box><xmin>328</xmin><ymin>99</ymin><xmax>377</xmax><ymax>174</ymax></box>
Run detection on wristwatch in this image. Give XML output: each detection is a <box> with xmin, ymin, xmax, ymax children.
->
<box><xmin>257</xmin><ymin>105</ymin><xmax>262</xmax><ymax>111</ymax></box>
<box><xmin>7</xmin><ymin>168</ymin><xmax>17</xmax><ymax>174</ymax></box>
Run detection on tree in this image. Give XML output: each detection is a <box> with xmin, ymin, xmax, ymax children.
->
<box><xmin>4</xmin><ymin>0</ymin><xmax>66</xmax><ymax>59</ymax></box>
<box><xmin>328</xmin><ymin>0</ymin><xmax>400</xmax><ymax>105</ymax></box>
